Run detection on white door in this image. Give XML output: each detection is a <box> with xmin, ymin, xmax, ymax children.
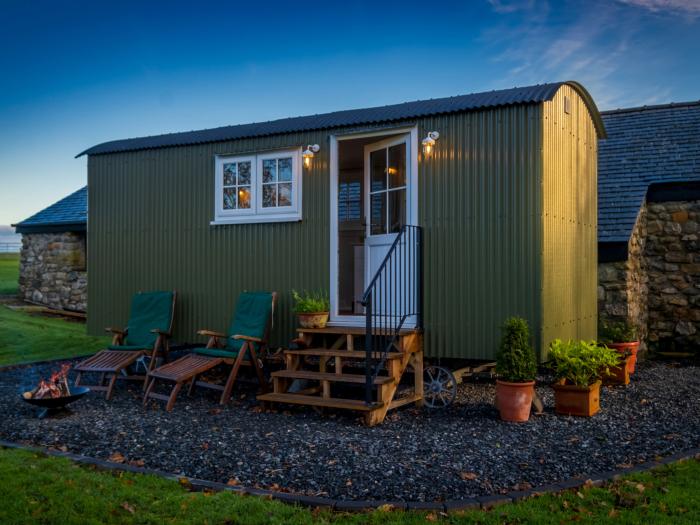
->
<box><xmin>363</xmin><ymin>135</ymin><xmax>414</xmax><ymax>322</ymax></box>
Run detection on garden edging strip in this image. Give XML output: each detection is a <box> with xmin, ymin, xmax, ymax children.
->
<box><xmin>2</xmin><ymin>439</ymin><xmax>698</xmax><ymax>513</ymax></box>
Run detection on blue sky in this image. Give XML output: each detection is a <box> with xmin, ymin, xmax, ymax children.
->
<box><xmin>1</xmin><ymin>0</ymin><xmax>699</xmax><ymax>225</ymax></box>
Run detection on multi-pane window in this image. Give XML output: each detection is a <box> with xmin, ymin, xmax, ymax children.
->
<box><xmin>214</xmin><ymin>149</ymin><xmax>301</xmax><ymax>224</ymax></box>
<box><xmin>369</xmin><ymin>142</ymin><xmax>406</xmax><ymax>235</ymax></box>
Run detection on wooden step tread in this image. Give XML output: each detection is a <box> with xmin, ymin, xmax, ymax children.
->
<box><xmin>285</xmin><ymin>348</ymin><xmax>403</xmax><ymax>360</ymax></box>
<box><xmin>297</xmin><ymin>326</ymin><xmax>419</xmax><ymax>336</ymax></box>
<box><xmin>271</xmin><ymin>369</ymin><xmax>394</xmax><ymax>385</ymax></box>
<box><xmin>257</xmin><ymin>392</ymin><xmax>381</xmax><ymax>411</ymax></box>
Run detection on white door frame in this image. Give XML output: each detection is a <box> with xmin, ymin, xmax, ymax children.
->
<box><xmin>329</xmin><ymin>126</ymin><xmax>419</xmax><ymax>327</ymax></box>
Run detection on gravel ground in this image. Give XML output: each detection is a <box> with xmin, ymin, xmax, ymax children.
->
<box><xmin>1</xmin><ymin>360</ymin><xmax>698</xmax><ymax>502</ymax></box>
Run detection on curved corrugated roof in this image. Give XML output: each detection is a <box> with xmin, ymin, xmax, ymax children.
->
<box><xmin>12</xmin><ymin>186</ymin><xmax>87</xmax><ymax>233</ymax></box>
<box><xmin>78</xmin><ymin>81</ymin><xmax>605</xmax><ymax>157</ymax></box>
<box><xmin>598</xmin><ymin>101</ymin><xmax>700</xmax><ymax>244</ymax></box>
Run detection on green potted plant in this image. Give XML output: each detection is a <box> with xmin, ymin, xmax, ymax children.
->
<box><xmin>599</xmin><ymin>320</ymin><xmax>640</xmax><ymax>374</ymax></box>
<box><xmin>548</xmin><ymin>339</ymin><xmax>620</xmax><ymax>417</ymax></box>
<box><xmin>495</xmin><ymin>317</ymin><xmax>538</xmax><ymax>422</ymax></box>
<box><xmin>292</xmin><ymin>290</ymin><xmax>330</xmax><ymax>329</ymax></box>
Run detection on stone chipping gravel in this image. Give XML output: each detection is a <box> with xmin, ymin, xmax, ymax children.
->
<box><xmin>1</xmin><ymin>359</ymin><xmax>698</xmax><ymax>502</ymax></box>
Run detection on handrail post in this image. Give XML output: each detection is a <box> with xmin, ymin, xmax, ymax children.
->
<box><xmin>364</xmin><ymin>293</ymin><xmax>373</xmax><ymax>405</ymax></box>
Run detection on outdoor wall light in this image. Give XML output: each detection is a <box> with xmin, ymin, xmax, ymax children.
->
<box><xmin>422</xmin><ymin>131</ymin><xmax>440</xmax><ymax>156</ymax></box>
<box><xmin>302</xmin><ymin>144</ymin><xmax>320</xmax><ymax>167</ymax></box>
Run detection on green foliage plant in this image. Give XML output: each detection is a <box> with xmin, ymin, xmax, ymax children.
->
<box><xmin>291</xmin><ymin>290</ymin><xmax>330</xmax><ymax>314</ymax></box>
<box><xmin>495</xmin><ymin>317</ymin><xmax>537</xmax><ymax>382</ymax></box>
<box><xmin>598</xmin><ymin>320</ymin><xmax>638</xmax><ymax>344</ymax></box>
<box><xmin>548</xmin><ymin>339</ymin><xmax>621</xmax><ymax>387</ymax></box>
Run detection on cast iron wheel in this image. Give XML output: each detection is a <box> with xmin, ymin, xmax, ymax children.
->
<box><xmin>423</xmin><ymin>365</ymin><xmax>457</xmax><ymax>408</ymax></box>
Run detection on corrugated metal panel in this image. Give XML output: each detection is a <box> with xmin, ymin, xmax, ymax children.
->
<box><xmin>418</xmin><ymin>107</ymin><xmax>544</xmax><ymax>359</ymax></box>
<box><xmin>540</xmin><ymin>85</ymin><xmax>598</xmax><ymax>355</ymax></box>
<box><xmin>87</xmin><ymin>131</ymin><xmax>331</xmax><ymax>349</ymax></box>
<box><xmin>78</xmin><ymin>82</ymin><xmax>605</xmax><ymax>157</ymax></box>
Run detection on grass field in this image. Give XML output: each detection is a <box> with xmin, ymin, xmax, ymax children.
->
<box><xmin>0</xmin><ymin>305</ymin><xmax>108</xmax><ymax>366</ymax></box>
<box><xmin>0</xmin><ymin>253</ymin><xmax>19</xmax><ymax>295</ymax></box>
<box><xmin>0</xmin><ymin>448</ymin><xmax>697</xmax><ymax>525</ymax></box>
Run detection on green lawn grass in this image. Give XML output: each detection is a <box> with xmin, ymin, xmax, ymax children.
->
<box><xmin>0</xmin><ymin>305</ymin><xmax>108</xmax><ymax>366</ymax></box>
<box><xmin>0</xmin><ymin>448</ymin><xmax>697</xmax><ymax>525</ymax></box>
<box><xmin>0</xmin><ymin>253</ymin><xmax>20</xmax><ymax>295</ymax></box>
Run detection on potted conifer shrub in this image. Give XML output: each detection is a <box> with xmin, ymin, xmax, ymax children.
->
<box><xmin>548</xmin><ymin>340</ymin><xmax>620</xmax><ymax>417</ymax></box>
<box><xmin>495</xmin><ymin>317</ymin><xmax>538</xmax><ymax>422</ymax></box>
<box><xmin>599</xmin><ymin>320</ymin><xmax>640</xmax><ymax>374</ymax></box>
<box><xmin>292</xmin><ymin>290</ymin><xmax>330</xmax><ymax>329</ymax></box>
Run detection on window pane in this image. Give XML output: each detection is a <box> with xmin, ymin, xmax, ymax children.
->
<box><xmin>262</xmin><ymin>184</ymin><xmax>277</xmax><ymax>207</ymax></box>
<box><xmin>388</xmin><ymin>189</ymin><xmax>406</xmax><ymax>233</ymax></box>
<box><xmin>278</xmin><ymin>157</ymin><xmax>293</xmax><ymax>181</ymax></box>
<box><xmin>262</xmin><ymin>159</ymin><xmax>277</xmax><ymax>183</ymax></box>
<box><xmin>223</xmin><ymin>188</ymin><xmax>236</xmax><ymax>210</ymax></box>
<box><xmin>370</xmin><ymin>193</ymin><xmax>386</xmax><ymax>235</ymax></box>
<box><xmin>370</xmin><ymin>149</ymin><xmax>386</xmax><ymax>193</ymax></box>
<box><xmin>238</xmin><ymin>186</ymin><xmax>251</xmax><ymax>209</ymax></box>
<box><xmin>278</xmin><ymin>183</ymin><xmax>292</xmax><ymax>206</ymax></box>
<box><xmin>223</xmin><ymin>163</ymin><xmax>236</xmax><ymax>186</ymax></box>
<box><xmin>238</xmin><ymin>162</ymin><xmax>251</xmax><ymax>185</ymax></box>
<box><xmin>388</xmin><ymin>143</ymin><xmax>406</xmax><ymax>188</ymax></box>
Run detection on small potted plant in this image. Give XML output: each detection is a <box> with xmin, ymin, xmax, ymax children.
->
<box><xmin>548</xmin><ymin>340</ymin><xmax>620</xmax><ymax>417</ymax></box>
<box><xmin>495</xmin><ymin>317</ymin><xmax>538</xmax><ymax>422</ymax></box>
<box><xmin>602</xmin><ymin>344</ymin><xmax>631</xmax><ymax>386</ymax></box>
<box><xmin>292</xmin><ymin>290</ymin><xmax>330</xmax><ymax>329</ymax></box>
<box><xmin>599</xmin><ymin>320</ymin><xmax>640</xmax><ymax>374</ymax></box>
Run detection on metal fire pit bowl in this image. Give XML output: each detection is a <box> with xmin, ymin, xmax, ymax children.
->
<box><xmin>22</xmin><ymin>386</ymin><xmax>90</xmax><ymax>418</ymax></box>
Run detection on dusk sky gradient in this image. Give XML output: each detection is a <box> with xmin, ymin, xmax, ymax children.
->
<box><xmin>1</xmin><ymin>0</ymin><xmax>699</xmax><ymax>225</ymax></box>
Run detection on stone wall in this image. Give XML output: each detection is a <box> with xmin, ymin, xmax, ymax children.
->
<box><xmin>598</xmin><ymin>206</ymin><xmax>648</xmax><ymax>347</ymax></box>
<box><xmin>19</xmin><ymin>232</ymin><xmax>87</xmax><ymax>312</ymax></box>
<box><xmin>598</xmin><ymin>199</ymin><xmax>700</xmax><ymax>353</ymax></box>
<box><xmin>645</xmin><ymin>200</ymin><xmax>700</xmax><ymax>352</ymax></box>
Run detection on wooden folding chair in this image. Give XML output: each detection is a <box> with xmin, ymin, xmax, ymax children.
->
<box><xmin>74</xmin><ymin>291</ymin><xmax>176</xmax><ymax>399</ymax></box>
<box><xmin>144</xmin><ymin>291</ymin><xmax>275</xmax><ymax>411</ymax></box>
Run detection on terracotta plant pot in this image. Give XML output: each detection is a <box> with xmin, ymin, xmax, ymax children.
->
<box><xmin>607</xmin><ymin>342</ymin><xmax>640</xmax><ymax>373</ymax></box>
<box><xmin>603</xmin><ymin>355</ymin><xmax>631</xmax><ymax>386</ymax></box>
<box><xmin>297</xmin><ymin>312</ymin><xmax>329</xmax><ymax>329</ymax></box>
<box><xmin>552</xmin><ymin>380</ymin><xmax>601</xmax><ymax>417</ymax></box>
<box><xmin>495</xmin><ymin>380</ymin><xmax>535</xmax><ymax>422</ymax></box>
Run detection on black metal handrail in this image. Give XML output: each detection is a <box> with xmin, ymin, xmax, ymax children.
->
<box><xmin>361</xmin><ymin>225</ymin><xmax>422</xmax><ymax>405</ymax></box>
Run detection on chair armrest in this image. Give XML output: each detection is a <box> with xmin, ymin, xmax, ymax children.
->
<box><xmin>232</xmin><ymin>334</ymin><xmax>262</xmax><ymax>343</ymax></box>
<box><xmin>197</xmin><ymin>329</ymin><xmax>226</xmax><ymax>338</ymax></box>
<box><xmin>105</xmin><ymin>327</ymin><xmax>126</xmax><ymax>335</ymax></box>
<box><xmin>150</xmin><ymin>328</ymin><xmax>171</xmax><ymax>336</ymax></box>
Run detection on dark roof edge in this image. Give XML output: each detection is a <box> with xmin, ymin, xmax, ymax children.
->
<box><xmin>564</xmin><ymin>81</ymin><xmax>607</xmax><ymax>139</ymax></box>
<box><xmin>76</xmin><ymin>81</ymin><xmax>606</xmax><ymax>157</ymax></box>
<box><xmin>601</xmin><ymin>100</ymin><xmax>700</xmax><ymax>116</ymax></box>
<box><xmin>13</xmin><ymin>222</ymin><xmax>86</xmax><ymax>234</ymax></box>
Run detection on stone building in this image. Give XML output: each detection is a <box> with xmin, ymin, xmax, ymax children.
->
<box><xmin>12</xmin><ymin>187</ymin><xmax>87</xmax><ymax>312</ymax></box>
<box><xmin>598</xmin><ymin>102</ymin><xmax>700</xmax><ymax>353</ymax></box>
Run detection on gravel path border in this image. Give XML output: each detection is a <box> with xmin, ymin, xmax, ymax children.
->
<box><xmin>1</xmin><ymin>438</ymin><xmax>698</xmax><ymax>512</ymax></box>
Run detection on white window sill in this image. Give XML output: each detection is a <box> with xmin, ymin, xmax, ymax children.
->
<box><xmin>211</xmin><ymin>214</ymin><xmax>302</xmax><ymax>226</ymax></box>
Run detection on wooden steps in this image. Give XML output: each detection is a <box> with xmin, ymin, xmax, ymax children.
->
<box><xmin>284</xmin><ymin>348</ymin><xmax>403</xmax><ymax>360</ymax></box>
<box><xmin>261</xmin><ymin>326</ymin><xmax>424</xmax><ymax>426</ymax></box>
<box><xmin>257</xmin><ymin>392</ymin><xmax>379</xmax><ymax>411</ymax></box>
<box><xmin>271</xmin><ymin>369</ymin><xmax>394</xmax><ymax>385</ymax></box>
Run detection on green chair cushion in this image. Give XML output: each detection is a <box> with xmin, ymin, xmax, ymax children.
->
<box><xmin>193</xmin><ymin>347</ymin><xmax>239</xmax><ymax>358</ymax></box>
<box><xmin>124</xmin><ymin>291</ymin><xmax>174</xmax><ymax>349</ymax></box>
<box><xmin>107</xmin><ymin>345</ymin><xmax>150</xmax><ymax>351</ymax></box>
<box><xmin>224</xmin><ymin>292</ymin><xmax>273</xmax><ymax>352</ymax></box>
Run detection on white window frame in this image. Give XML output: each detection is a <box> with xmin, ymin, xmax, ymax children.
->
<box><xmin>212</xmin><ymin>148</ymin><xmax>302</xmax><ymax>225</ymax></box>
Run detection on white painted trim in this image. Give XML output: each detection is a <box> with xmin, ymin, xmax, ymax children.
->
<box><xmin>213</xmin><ymin>148</ymin><xmax>302</xmax><ymax>224</ymax></box>
<box><xmin>329</xmin><ymin>125</ymin><xmax>419</xmax><ymax>327</ymax></box>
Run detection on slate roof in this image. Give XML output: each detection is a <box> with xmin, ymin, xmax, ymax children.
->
<box><xmin>598</xmin><ymin>101</ymin><xmax>700</xmax><ymax>243</ymax></box>
<box><xmin>13</xmin><ymin>186</ymin><xmax>87</xmax><ymax>234</ymax></box>
<box><xmin>78</xmin><ymin>81</ymin><xmax>605</xmax><ymax>157</ymax></box>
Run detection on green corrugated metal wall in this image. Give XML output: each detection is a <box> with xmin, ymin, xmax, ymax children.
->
<box><xmin>540</xmin><ymin>86</ymin><xmax>598</xmax><ymax>355</ymax></box>
<box><xmin>87</xmin><ymin>87</ymin><xmax>598</xmax><ymax>359</ymax></box>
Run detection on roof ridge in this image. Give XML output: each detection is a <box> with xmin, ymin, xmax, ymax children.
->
<box><xmin>601</xmin><ymin>100</ymin><xmax>700</xmax><ymax>116</ymax></box>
